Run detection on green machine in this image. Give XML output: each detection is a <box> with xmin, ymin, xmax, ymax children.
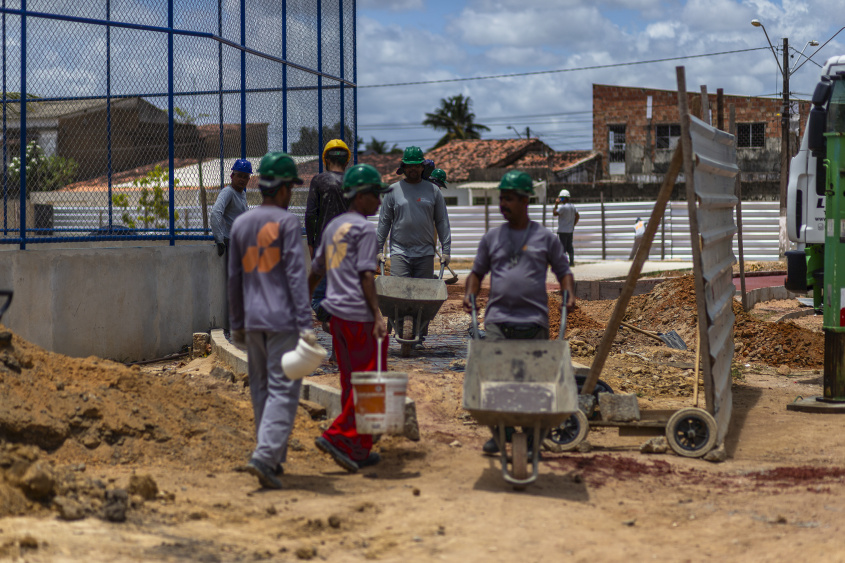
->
<box><xmin>790</xmin><ymin>72</ymin><xmax>845</xmax><ymax>411</ymax></box>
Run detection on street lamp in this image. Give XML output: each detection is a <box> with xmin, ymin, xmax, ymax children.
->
<box><xmin>507</xmin><ymin>125</ymin><xmax>522</xmax><ymax>138</ymax></box>
<box><xmin>751</xmin><ymin>19</ymin><xmax>817</xmax><ymax>255</ymax></box>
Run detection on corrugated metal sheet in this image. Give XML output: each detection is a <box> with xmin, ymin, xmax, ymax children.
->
<box><xmin>688</xmin><ymin>115</ymin><xmax>738</xmax><ymax>446</ymax></box>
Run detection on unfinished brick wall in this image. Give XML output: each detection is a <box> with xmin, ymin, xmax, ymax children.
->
<box><xmin>592</xmin><ymin>84</ymin><xmax>810</xmax><ymax>179</ymax></box>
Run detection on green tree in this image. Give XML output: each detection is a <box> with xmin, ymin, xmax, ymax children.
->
<box><xmin>290</xmin><ymin>122</ymin><xmax>359</xmax><ymax>155</ymax></box>
<box><xmin>7</xmin><ymin>141</ymin><xmax>79</xmax><ymax>194</ymax></box>
<box><xmin>113</xmin><ymin>165</ymin><xmax>179</xmax><ymax>229</ymax></box>
<box><xmin>422</xmin><ymin>94</ymin><xmax>490</xmax><ymax>150</ymax></box>
<box><xmin>365</xmin><ymin>137</ymin><xmax>402</xmax><ymax>155</ymax></box>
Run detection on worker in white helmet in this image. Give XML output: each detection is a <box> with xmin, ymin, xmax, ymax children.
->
<box><xmin>552</xmin><ymin>189</ymin><xmax>579</xmax><ymax>266</ymax></box>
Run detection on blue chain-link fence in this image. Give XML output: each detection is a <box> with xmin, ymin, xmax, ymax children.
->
<box><xmin>0</xmin><ymin>0</ymin><xmax>356</xmax><ymax>247</ymax></box>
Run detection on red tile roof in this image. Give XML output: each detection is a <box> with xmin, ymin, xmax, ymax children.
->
<box><xmin>423</xmin><ymin>139</ymin><xmax>548</xmax><ymax>182</ymax></box>
<box><xmin>510</xmin><ymin>150</ymin><xmax>598</xmax><ymax>173</ymax></box>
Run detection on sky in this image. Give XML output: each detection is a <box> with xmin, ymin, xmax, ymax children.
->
<box><xmin>355</xmin><ymin>0</ymin><xmax>845</xmax><ymax>152</ymax></box>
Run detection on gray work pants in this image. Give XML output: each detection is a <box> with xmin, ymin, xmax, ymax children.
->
<box><xmin>390</xmin><ymin>254</ymin><xmax>435</xmax><ymax>279</ymax></box>
<box><xmin>246</xmin><ymin>331</ymin><xmax>302</xmax><ymax>468</ymax></box>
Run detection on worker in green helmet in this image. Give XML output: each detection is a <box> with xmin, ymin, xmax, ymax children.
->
<box><xmin>463</xmin><ymin>169</ymin><xmax>575</xmax><ymax>455</ymax></box>
<box><xmin>428</xmin><ymin>168</ymin><xmax>448</xmax><ymax>189</ymax></box>
<box><xmin>228</xmin><ymin>152</ymin><xmax>314</xmax><ymax>490</ymax></box>
<box><xmin>308</xmin><ymin>163</ymin><xmax>392</xmax><ymax>473</ymax></box>
<box><xmin>377</xmin><ymin>146</ymin><xmax>452</xmax><ymax>279</ymax></box>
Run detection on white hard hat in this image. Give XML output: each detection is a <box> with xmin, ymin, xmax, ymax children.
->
<box><xmin>558</xmin><ymin>189</ymin><xmax>570</xmax><ymax>198</ymax></box>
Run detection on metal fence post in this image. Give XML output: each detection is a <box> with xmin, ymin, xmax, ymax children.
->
<box><xmin>107</xmin><ymin>0</ymin><xmax>112</xmax><ymax>229</ymax></box>
<box><xmin>282</xmin><ymin>0</ymin><xmax>288</xmax><ymax>151</ymax></box>
<box><xmin>218</xmin><ymin>0</ymin><xmax>224</xmax><ymax>190</ymax></box>
<box><xmin>2</xmin><ymin>0</ymin><xmax>7</xmax><ymax>236</ymax></box>
<box><xmin>317</xmin><ymin>0</ymin><xmax>323</xmax><ymax>172</ymax></box>
<box><xmin>240</xmin><ymin>0</ymin><xmax>246</xmax><ymax>158</ymax></box>
<box><xmin>19</xmin><ymin>0</ymin><xmax>25</xmax><ymax>249</ymax></box>
<box><xmin>339</xmin><ymin>0</ymin><xmax>344</xmax><ymax>145</ymax></box>
<box><xmin>352</xmin><ymin>0</ymin><xmax>357</xmax><ymax>164</ymax></box>
<box><xmin>168</xmin><ymin>0</ymin><xmax>175</xmax><ymax>245</ymax></box>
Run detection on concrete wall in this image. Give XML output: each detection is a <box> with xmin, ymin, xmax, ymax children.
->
<box><xmin>0</xmin><ymin>245</ymin><xmax>226</xmax><ymax>362</ymax></box>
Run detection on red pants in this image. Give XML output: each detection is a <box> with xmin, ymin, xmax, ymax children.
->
<box><xmin>323</xmin><ymin>317</ymin><xmax>389</xmax><ymax>462</ymax></box>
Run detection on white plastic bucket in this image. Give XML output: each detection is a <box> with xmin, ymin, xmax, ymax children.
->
<box><xmin>351</xmin><ymin>371</ymin><xmax>408</xmax><ymax>435</ymax></box>
<box><xmin>281</xmin><ymin>338</ymin><xmax>327</xmax><ymax>380</ymax></box>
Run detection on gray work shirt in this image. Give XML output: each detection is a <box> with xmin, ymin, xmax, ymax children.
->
<box><xmin>211</xmin><ymin>185</ymin><xmax>249</xmax><ymax>244</ymax></box>
<box><xmin>312</xmin><ymin>211</ymin><xmax>378</xmax><ymax>323</ymax></box>
<box><xmin>227</xmin><ymin>206</ymin><xmax>312</xmax><ymax>333</ymax></box>
<box><xmin>556</xmin><ymin>202</ymin><xmax>577</xmax><ymax>233</ymax></box>
<box><xmin>377</xmin><ymin>179</ymin><xmax>451</xmax><ymax>257</ymax></box>
<box><xmin>472</xmin><ymin>221</ymin><xmax>571</xmax><ymax>328</ymax></box>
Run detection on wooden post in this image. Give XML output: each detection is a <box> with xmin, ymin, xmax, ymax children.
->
<box><xmin>716</xmin><ymin>88</ymin><xmax>724</xmax><ymax>131</ymax></box>
<box><xmin>700</xmin><ymin>85</ymin><xmax>710</xmax><ymax>125</ymax></box>
<box><xmin>600</xmin><ymin>191</ymin><xmax>606</xmax><ymax>260</ymax></box>
<box><xmin>582</xmin><ymin>145</ymin><xmax>684</xmax><ymax>395</ymax></box>
<box><xmin>680</xmin><ymin>66</ymin><xmax>714</xmax><ymax>411</ymax></box>
<box><xmin>730</xmin><ymin>104</ymin><xmax>748</xmax><ymax>310</ymax></box>
<box><xmin>661</xmin><ymin>212</ymin><xmax>666</xmax><ymax>259</ymax></box>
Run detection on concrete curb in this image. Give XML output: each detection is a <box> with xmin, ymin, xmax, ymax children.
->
<box><xmin>743</xmin><ymin>285</ymin><xmax>802</xmax><ymax>310</ymax></box>
<box><xmin>209</xmin><ymin>329</ymin><xmax>420</xmax><ymax>441</ymax></box>
<box><xmin>775</xmin><ymin>308</ymin><xmax>819</xmax><ymax>323</ymax></box>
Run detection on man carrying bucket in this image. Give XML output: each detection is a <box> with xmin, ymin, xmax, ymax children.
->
<box><xmin>462</xmin><ymin>170</ymin><xmax>576</xmax><ymax>455</ymax></box>
<box><xmin>228</xmin><ymin>152</ymin><xmax>316</xmax><ymax>489</ymax></box>
<box><xmin>308</xmin><ymin>163</ymin><xmax>392</xmax><ymax>473</ymax></box>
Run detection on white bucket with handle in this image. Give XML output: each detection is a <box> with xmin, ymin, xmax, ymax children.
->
<box><xmin>281</xmin><ymin>338</ymin><xmax>327</xmax><ymax>380</ymax></box>
<box><xmin>352</xmin><ymin>337</ymin><xmax>408</xmax><ymax>434</ymax></box>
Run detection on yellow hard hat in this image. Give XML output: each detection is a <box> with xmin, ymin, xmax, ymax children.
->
<box><xmin>322</xmin><ymin>139</ymin><xmax>351</xmax><ymax>168</ymax></box>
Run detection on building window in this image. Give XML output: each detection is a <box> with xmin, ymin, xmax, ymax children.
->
<box><xmin>472</xmin><ymin>196</ymin><xmax>492</xmax><ymax>205</ymax></box>
<box><xmin>737</xmin><ymin>123</ymin><xmax>765</xmax><ymax>148</ymax></box>
<box><xmin>443</xmin><ymin>197</ymin><xmax>458</xmax><ymax>206</ymax></box>
<box><xmin>608</xmin><ymin>124</ymin><xmax>626</xmax><ymax>175</ymax></box>
<box><xmin>655</xmin><ymin>124</ymin><xmax>681</xmax><ymax>150</ymax></box>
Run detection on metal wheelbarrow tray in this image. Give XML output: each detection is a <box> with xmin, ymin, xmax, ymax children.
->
<box><xmin>462</xmin><ymin>338</ymin><xmax>579</xmax><ymax>489</ymax></box>
<box><xmin>375</xmin><ymin>275</ymin><xmax>447</xmax><ymax>357</ymax></box>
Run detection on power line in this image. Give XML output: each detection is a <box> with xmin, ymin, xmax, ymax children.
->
<box><xmin>358</xmin><ymin>47</ymin><xmax>769</xmax><ymax>89</ymax></box>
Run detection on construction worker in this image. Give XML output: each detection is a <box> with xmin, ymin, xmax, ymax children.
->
<box><xmin>377</xmin><ymin>146</ymin><xmax>451</xmax><ymax>279</ymax></box>
<box><xmin>211</xmin><ymin>158</ymin><xmax>252</xmax><ymax>256</ymax></box>
<box><xmin>552</xmin><ymin>189</ymin><xmax>579</xmax><ymax>266</ymax></box>
<box><xmin>308</xmin><ymin>164</ymin><xmax>391</xmax><ymax>473</ymax></box>
<box><xmin>429</xmin><ymin>168</ymin><xmax>448</xmax><ymax>189</ymax></box>
<box><xmin>462</xmin><ymin>170</ymin><xmax>575</xmax><ymax>455</ymax></box>
<box><xmin>305</xmin><ymin>139</ymin><xmax>352</xmax><ymax>326</ymax></box>
<box><xmin>228</xmin><ymin>152</ymin><xmax>313</xmax><ymax>489</ymax></box>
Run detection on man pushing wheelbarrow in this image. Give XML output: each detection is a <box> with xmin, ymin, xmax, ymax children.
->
<box><xmin>463</xmin><ymin>170</ymin><xmax>576</xmax><ymax>456</ymax></box>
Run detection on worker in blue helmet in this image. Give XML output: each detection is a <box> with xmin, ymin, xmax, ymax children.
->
<box><xmin>211</xmin><ymin>158</ymin><xmax>253</xmax><ymax>256</ymax></box>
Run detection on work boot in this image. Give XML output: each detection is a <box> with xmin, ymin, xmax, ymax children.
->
<box><xmin>315</xmin><ymin>436</ymin><xmax>358</xmax><ymax>473</ymax></box>
<box><xmin>356</xmin><ymin>452</ymin><xmax>381</xmax><ymax>469</ymax></box>
<box><xmin>246</xmin><ymin>458</ymin><xmax>283</xmax><ymax>490</ymax></box>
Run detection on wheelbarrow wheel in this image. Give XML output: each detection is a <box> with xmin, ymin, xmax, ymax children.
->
<box><xmin>665</xmin><ymin>408</ymin><xmax>717</xmax><ymax>458</ymax></box>
<box><xmin>512</xmin><ymin>432</ymin><xmax>529</xmax><ymax>485</ymax></box>
<box><xmin>547</xmin><ymin>410</ymin><xmax>589</xmax><ymax>451</ymax></box>
<box><xmin>400</xmin><ymin>316</ymin><xmax>414</xmax><ymax>357</ymax></box>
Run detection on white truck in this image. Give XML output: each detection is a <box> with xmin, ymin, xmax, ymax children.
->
<box><xmin>785</xmin><ymin>55</ymin><xmax>845</xmax><ymax>294</ymax></box>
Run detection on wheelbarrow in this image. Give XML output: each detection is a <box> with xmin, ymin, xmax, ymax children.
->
<box><xmin>376</xmin><ymin>262</ymin><xmax>448</xmax><ymax>357</ymax></box>
<box><xmin>462</xmin><ymin>293</ymin><xmax>578</xmax><ymax>490</ymax></box>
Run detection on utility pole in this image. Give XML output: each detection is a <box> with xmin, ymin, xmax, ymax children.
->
<box><xmin>780</xmin><ymin>37</ymin><xmax>790</xmax><ymax>257</ymax></box>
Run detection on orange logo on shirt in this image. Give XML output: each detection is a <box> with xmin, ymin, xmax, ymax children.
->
<box><xmin>326</xmin><ymin>223</ymin><xmax>352</xmax><ymax>271</ymax></box>
<box><xmin>242</xmin><ymin>222</ymin><xmax>281</xmax><ymax>273</ymax></box>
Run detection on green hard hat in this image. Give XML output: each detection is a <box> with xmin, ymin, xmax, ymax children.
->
<box><xmin>342</xmin><ymin>164</ymin><xmax>392</xmax><ymax>199</ymax></box>
<box><xmin>498</xmin><ymin>170</ymin><xmax>534</xmax><ymax>195</ymax></box>
<box><xmin>257</xmin><ymin>152</ymin><xmax>303</xmax><ymax>192</ymax></box>
<box><xmin>401</xmin><ymin>146</ymin><xmax>425</xmax><ymax>165</ymax></box>
<box><xmin>429</xmin><ymin>168</ymin><xmax>447</xmax><ymax>187</ymax></box>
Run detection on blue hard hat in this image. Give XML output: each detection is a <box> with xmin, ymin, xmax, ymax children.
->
<box><xmin>232</xmin><ymin>159</ymin><xmax>253</xmax><ymax>174</ymax></box>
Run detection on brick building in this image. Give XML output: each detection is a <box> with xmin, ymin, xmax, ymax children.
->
<box><xmin>592</xmin><ymin>83</ymin><xmax>810</xmax><ymax>183</ymax></box>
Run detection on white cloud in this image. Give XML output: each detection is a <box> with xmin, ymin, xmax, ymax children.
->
<box><xmin>484</xmin><ymin>46</ymin><xmax>558</xmax><ymax>67</ymax></box>
<box><xmin>452</xmin><ymin>5</ymin><xmax>608</xmax><ymax>47</ymax></box>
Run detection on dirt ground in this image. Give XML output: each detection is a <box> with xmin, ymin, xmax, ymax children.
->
<box><xmin>4</xmin><ymin>267</ymin><xmax>845</xmax><ymax>562</ymax></box>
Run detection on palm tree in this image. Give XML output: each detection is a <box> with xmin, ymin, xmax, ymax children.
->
<box><xmin>365</xmin><ymin>137</ymin><xmax>402</xmax><ymax>155</ymax></box>
<box><xmin>422</xmin><ymin>94</ymin><xmax>490</xmax><ymax>150</ymax></box>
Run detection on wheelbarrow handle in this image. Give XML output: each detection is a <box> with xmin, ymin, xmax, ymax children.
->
<box><xmin>559</xmin><ymin>290</ymin><xmax>569</xmax><ymax>341</ymax></box>
<box><xmin>379</xmin><ymin>259</ymin><xmax>385</xmax><ymax>277</ymax></box>
<box><xmin>438</xmin><ymin>262</ymin><xmax>445</xmax><ymax>280</ymax></box>
<box><xmin>471</xmin><ymin>294</ymin><xmax>480</xmax><ymax>339</ymax></box>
